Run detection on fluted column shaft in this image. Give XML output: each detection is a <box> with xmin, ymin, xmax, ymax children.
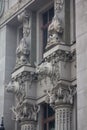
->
<box><xmin>55</xmin><ymin>105</ymin><xmax>72</xmax><ymax>130</ymax></box>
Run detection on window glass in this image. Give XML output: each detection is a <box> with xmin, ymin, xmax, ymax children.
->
<box><xmin>43</xmin><ymin>12</ymin><xmax>48</xmax><ymax>25</ymax></box>
<box><xmin>48</xmin><ymin>105</ymin><xmax>55</xmax><ymax>117</ymax></box>
<box><xmin>42</xmin><ymin>104</ymin><xmax>55</xmax><ymax>130</ymax></box>
<box><xmin>49</xmin><ymin>7</ymin><xmax>54</xmax><ymax>21</ymax></box>
<box><xmin>49</xmin><ymin>120</ymin><xmax>55</xmax><ymax>130</ymax></box>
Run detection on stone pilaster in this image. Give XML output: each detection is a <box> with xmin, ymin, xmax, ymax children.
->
<box><xmin>6</xmin><ymin>65</ymin><xmax>39</xmax><ymax>130</ymax></box>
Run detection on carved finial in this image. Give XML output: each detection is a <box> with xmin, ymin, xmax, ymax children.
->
<box><xmin>46</xmin><ymin>14</ymin><xmax>64</xmax><ymax>49</ymax></box>
<box><xmin>15</xmin><ymin>10</ymin><xmax>31</xmax><ymax>68</ymax></box>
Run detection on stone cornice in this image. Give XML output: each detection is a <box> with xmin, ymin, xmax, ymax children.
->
<box><xmin>0</xmin><ymin>0</ymin><xmax>35</xmax><ymax>27</ymax></box>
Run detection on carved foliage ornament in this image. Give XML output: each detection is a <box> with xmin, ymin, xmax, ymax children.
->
<box><xmin>11</xmin><ymin>100</ymin><xmax>40</xmax><ymax>121</ymax></box>
<box><xmin>44</xmin><ymin>85</ymin><xmax>76</xmax><ymax>108</ymax></box>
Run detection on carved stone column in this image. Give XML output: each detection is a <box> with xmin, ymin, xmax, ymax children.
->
<box><xmin>45</xmin><ymin>84</ymin><xmax>76</xmax><ymax>130</ymax></box>
<box><xmin>6</xmin><ymin>66</ymin><xmax>39</xmax><ymax>130</ymax></box>
<box><xmin>55</xmin><ymin>105</ymin><xmax>72</xmax><ymax>130</ymax></box>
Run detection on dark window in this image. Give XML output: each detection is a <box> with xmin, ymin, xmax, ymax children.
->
<box><xmin>42</xmin><ymin>103</ymin><xmax>55</xmax><ymax>130</ymax></box>
<box><xmin>19</xmin><ymin>26</ymin><xmax>23</xmax><ymax>41</ymax></box>
<box><xmin>42</xmin><ymin>7</ymin><xmax>54</xmax><ymax>52</ymax></box>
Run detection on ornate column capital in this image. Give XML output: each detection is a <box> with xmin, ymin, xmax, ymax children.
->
<box><xmin>44</xmin><ymin>84</ymin><xmax>76</xmax><ymax>108</ymax></box>
<box><xmin>11</xmin><ymin>99</ymin><xmax>40</xmax><ymax>122</ymax></box>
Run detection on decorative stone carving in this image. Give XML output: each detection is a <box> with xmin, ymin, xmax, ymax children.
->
<box><xmin>6</xmin><ymin>70</ymin><xmax>39</xmax><ymax>122</ymax></box>
<box><xmin>46</xmin><ymin>0</ymin><xmax>64</xmax><ymax>49</ymax></box>
<box><xmin>45</xmin><ymin>49</ymin><xmax>76</xmax><ymax>62</ymax></box>
<box><xmin>11</xmin><ymin>99</ymin><xmax>40</xmax><ymax>122</ymax></box>
<box><xmin>6</xmin><ymin>71</ymin><xmax>36</xmax><ymax>103</ymax></box>
<box><xmin>37</xmin><ymin>49</ymin><xmax>76</xmax><ymax>87</ymax></box>
<box><xmin>6</xmin><ymin>79</ymin><xmax>26</xmax><ymax>105</ymax></box>
<box><xmin>15</xmin><ymin>10</ymin><xmax>30</xmax><ymax>68</ymax></box>
<box><xmin>54</xmin><ymin>0</ymin><xmax>64</xmax><ymax>14</ymax></box>
<box><xmin>44</xmin><ymin>85</ymin><xmax>76</xmax><ymax>108</ymax></box>
<box><xmin>36</xmin><ymin>59</ymin><xmax>60</xmax><ymax>87</ymax></box>
<box><xmin>46</xmin><ymin>14</ymin><xmax>63</xmax><ymax>49</ymax></box>
<box><xmin>16</xmin><ymin>37</ymin><xmax>30</xmax><ymax>68</ymax></box>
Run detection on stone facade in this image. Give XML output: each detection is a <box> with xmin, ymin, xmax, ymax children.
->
<box><xmin>0</xmin><ymin>0</ymin><xmax>86</xmax><ymax>130</ymax></box>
